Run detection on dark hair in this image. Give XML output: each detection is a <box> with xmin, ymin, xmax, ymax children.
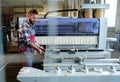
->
<box><xmin>28</xmin><ymin>9</ymin><xmax>38</xmax><ymax>14</ymax></box>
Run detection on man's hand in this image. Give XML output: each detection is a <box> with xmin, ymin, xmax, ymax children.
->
<box><xmin>36</xmin><ymin>44</ymin><xmax>45</xmax><ymax>52</ymax></box>
<box><xmin>30</xmin><ymin>43</ymin><xmax>44</xmax><ymax>54</ymax></box>
<box><xmin>38</xmin><ymin>49</ymin><xmax>44</xmax><ymax>55</ymax></box>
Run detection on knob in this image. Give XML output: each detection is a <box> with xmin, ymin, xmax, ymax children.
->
<box><xmin>67</xmin><ymin>65</ymin><xmax>75</xmax><ymax>73</ymax></box>
<box><xmin>81</xmin><ymin>64</ymin><xmax>89</xmax><ymax>73</ymax></box>
<box><xmin>55</xmin><ymin>65</ymin><xmax>61</xmax><ymax>73</ymax></box>
<box><xmin>109</xmin><ymin>65</ymin><xmax>116</xmax><ymax>73</ymax></box>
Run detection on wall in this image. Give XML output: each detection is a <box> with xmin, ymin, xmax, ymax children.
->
<box><xmin>115</xmin><ymin>0</ymin><xmax>120</xmax><ymax>31</ymax></box>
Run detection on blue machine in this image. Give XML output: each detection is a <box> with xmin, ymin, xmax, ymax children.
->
<box><xmin>35</xmin><ymin>18</ymin><xmax>99</xmax><ymax>35</ymax></box>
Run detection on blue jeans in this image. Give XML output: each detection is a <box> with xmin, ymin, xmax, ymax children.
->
<box><xmin>21</xmin><ymin>48</ymin><xmax>34</xmax><ymax>67</ymax></box>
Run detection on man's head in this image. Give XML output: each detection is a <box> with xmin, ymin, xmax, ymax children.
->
<box><xmin>27</xmin><ymin>9</ymin><xmax>38</xmax><ymax>25</ymax></box>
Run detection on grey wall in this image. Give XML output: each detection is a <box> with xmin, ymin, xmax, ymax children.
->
<box><xmin>115</xmin><ymin>0</ymin><xmax>120</xmax><ymax>31</ymax></box>
<box><xmin>107</xmin><ymin>27</ymin><xmax>116</xmax><ymax>38</ymax></box>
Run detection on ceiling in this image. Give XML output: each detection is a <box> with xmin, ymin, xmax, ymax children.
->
<box><xmin>1</xmin><ymin>0</ymin><xmax>65</xmax><ymax>7</ymax></box>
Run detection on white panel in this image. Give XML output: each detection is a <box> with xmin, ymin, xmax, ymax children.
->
<box><xmin>35</xmin><ymin>36</ymin><xmax>98</xmax><ymax>45</ymax></box>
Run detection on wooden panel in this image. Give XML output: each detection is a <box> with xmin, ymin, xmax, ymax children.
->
<box><xmin>7</xmin><ymin>43</ymin><xmax>18</xmax><ymax>53</ymax></box>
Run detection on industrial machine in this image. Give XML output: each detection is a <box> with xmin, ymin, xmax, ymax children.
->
<box><xmin>17</xmin><ymin>17</ymin><xmax>120</xmax><ymax>82</ymax></box>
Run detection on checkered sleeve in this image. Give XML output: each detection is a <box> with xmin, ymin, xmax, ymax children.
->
<box><xmin>22</xmin><ymin>25</ymin><xmax>32</xmax><ymax>45</ymax></box>
<box><xmin>34</xmin><ymin>40</ymin><xmax>38</xmax><ymax>45</ymax></box>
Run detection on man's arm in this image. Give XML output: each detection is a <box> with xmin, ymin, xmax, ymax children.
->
<box><xmin>35</xmin><ymin>42</ymin><xmax>45</xmax><ymax>52</ymax></box>
<box><xmin>22</xmin><ymin>24</ymin><xmax>43</xmax><ymax>54</ymax></box>
<box><xmin>30</xmin><ymin>43</ymin><xmax>43</xmax><ymax>54</ymax></box>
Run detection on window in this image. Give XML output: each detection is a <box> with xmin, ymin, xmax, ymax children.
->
<box><xmin>104</xmin><ymin>0</ymin><xmax>117</xmax><ymax>27</ymax></box>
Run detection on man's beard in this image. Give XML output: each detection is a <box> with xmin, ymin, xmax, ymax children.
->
<box><xmin>29</xmin><ymin>19</ymin><xmax>35</xmax><ymax>25</ymax></box>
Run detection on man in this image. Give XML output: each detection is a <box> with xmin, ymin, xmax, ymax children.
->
<box><xmin>18</xmin><ymin>9</ymin><xmax>44</xmax><ymax>67</ymax></box>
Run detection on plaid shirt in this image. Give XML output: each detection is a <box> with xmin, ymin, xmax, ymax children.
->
<box><xmin>18</xmin><ymin>22</ymin><xmax>36</xmax><ymax>52</ymax></box>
